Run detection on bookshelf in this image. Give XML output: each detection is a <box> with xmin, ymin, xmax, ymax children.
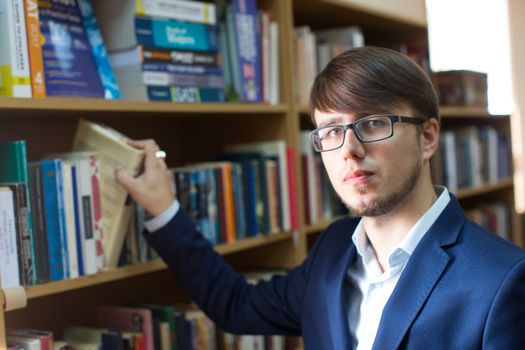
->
<box><xmin>438</xmin><ymin>109</ymin><xmax>523</xmax><ymax>246</ymax></box>
<box><xmin>1</xmin><ymin>0</ymin><xmax>521</xmax><ymax>347</ymax></box>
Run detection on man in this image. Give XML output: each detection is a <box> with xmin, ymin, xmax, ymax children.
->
<box><xmin>116</xmin><ymin>47</ymin><xmax>525</xmax><ymax>349</ymax></box>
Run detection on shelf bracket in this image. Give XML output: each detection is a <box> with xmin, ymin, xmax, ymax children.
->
<box><xmin>2</xmin><ymin>286</ymin><xmax>27</xmax><ymax>311</ymax></box>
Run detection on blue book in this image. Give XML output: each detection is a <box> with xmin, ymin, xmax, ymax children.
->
<box><xmin>38</xmin><ymin>0</ymin><xmax>105</xmax><ymax>98</ymax></box>
<box><xmin>41</xmin><ymin>159</ymin><xmax>66</xmax><ymax>281</ymax></box>
<box><xmin>77</xmin><ymin>0</ymin><xmax>121</xmax><ymax>99</ymax></box>
<box><xmin>231</xmin><ymin>0</ymin><xmax>262</xmax><ymax>102</ymax></box>
<box><xmin>170</xmin><ymin>86</ymin><xmax>226</xmax><ymax>103</ymax></box>
<box><xmin>135</xmin><ymin>16</ymin><xmax>218</xmax><ymax>52</ymax></box>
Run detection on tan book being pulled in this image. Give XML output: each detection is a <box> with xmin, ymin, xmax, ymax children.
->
<box><xmin>73</xmin><ymin>119</ymin><xmax>144</xmax><ymax>268</ymax></box>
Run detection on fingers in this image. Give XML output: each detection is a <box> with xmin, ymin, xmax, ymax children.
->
<box><xmin>114</xmin><ymin>165</ymin><xmax>137</xmax><ymax>191</ymax></box>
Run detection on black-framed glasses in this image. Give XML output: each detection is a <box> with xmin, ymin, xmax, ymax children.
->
<box><xmin>310</xmin><ymin>115</ymin><xmax>427</xmax><ymax>152</ymax></box>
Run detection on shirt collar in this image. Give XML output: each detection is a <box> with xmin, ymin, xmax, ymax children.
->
<box><xmin>351</xmin><ymin>186</ymin><xmax>451</xmax><ymax>270</ymax></box>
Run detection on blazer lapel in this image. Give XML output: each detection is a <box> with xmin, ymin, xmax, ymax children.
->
<box><xmin>371</xmin><ymin>197</ymin><xmax>466</xmax><ymax>350</ymax></box>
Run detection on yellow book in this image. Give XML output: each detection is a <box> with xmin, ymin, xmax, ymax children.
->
<box><xmin>72</xmin><ymin>119</ymin><xmax>144</xmax><ymax>267</ymax></box>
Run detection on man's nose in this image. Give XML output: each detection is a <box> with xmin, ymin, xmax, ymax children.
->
<box><xmin>341</xmin><ymin>128</ymin><xmax>365</xmax><ymax>158</ymax></box>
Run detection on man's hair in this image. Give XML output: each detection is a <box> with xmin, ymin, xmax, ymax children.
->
<box><xmin>309</xmin><ymin>46</ymin><xmax>439</xmax><ymax>125</ymax></box>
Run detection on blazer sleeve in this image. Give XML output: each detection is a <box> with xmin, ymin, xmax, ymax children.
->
<box><xmin>483</xmin><ymin>258</ymin><xmax>525</xmax><ymax>348</ymax></box>
<box><xmin>145</xmin><ymin>208</ymin><xmax>313</xmax><ymax>335</ymax></box>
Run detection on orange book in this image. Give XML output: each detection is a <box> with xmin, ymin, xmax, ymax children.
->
<box><xmin>24</xmin><ymin>0</ymin><xmax>46</xmax><ymax>97</ymax></box>
<box><xmin>222</xmin><ymin>162</ymin><xmax>236</xmax><ymax>243</ymax></box>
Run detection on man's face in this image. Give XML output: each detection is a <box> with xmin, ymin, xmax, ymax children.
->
<box><xmin>315</xmin><ymin>108</ymin><xmax>429</xmax><ymax>217</ymax></box>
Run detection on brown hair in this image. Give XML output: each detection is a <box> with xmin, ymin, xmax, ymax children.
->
<box><xmin>309</xmin><ymin>46</ymin><xmax>439</xmax><ymax>125</ymax></box>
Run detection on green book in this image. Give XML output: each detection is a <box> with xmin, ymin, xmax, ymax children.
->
<box><xmin>0</xmin><ymin>140</ymin><xmax>37</xmax><ymax>285</ymax></box>
<box><xmin>0</xmin><ymin>140</ymin><xmax>29</xmax><ymax>183</ymax></box>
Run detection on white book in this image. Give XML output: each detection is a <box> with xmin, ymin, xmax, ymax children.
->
<box><xmin>441</xmin><ymin>131</ymin><xmax>458</xmax><ymax>193</ymax></box>
<box><xmin>137</xmin><ymin>0</ymin><xmax>216</xmax><ymax>24</ymax></box>
<box><xmin>7</xmin><ymin>335</ymin><xmax>40</xmax><ymax>350</ymax></box>
<box><xmin>0</xmin><ymin>0</ymin><xmax>32</xmax><ymax>97</ymax></box>
<box><xmin>0</xmin><ymin>187</ymin><xmax>20</xmax><ymax>288</ymax></box>
<box><xmin>260</xmin><ymin>11</ymin><xmax>271</xmax><ymax>104</ymax></box>
<box><xmin>73</xmin><ymin>120</ymin><xmax>144</xmax><ymax>267</ymax></box>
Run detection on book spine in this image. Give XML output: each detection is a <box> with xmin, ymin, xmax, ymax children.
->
<box><xmin>55</xmin><ymin>159</ymin><xmax>70</xmax><ymax>278</ymax></box>
<box><xmin>24</xmin><ymin>0</ymin><xmax>46</xmax><ymax>97</ymax></box>
<box><xmin>142</xmin><ymin>71</ymin><xmax>224</xmax><ymax>89</ymax></box>
<box><xmin>0</xmin><ymin>0</ymin><xmax>32</xmax><ymax>97</ymax></box>
<box><xmin>136</xmin><ymin>0</ymin><xmax>216</xmax><ymax>25</ymax></box>
<box><xmin>10</xmin><ymin>183</ymin><xmax>34</xmax><ymax>285</ymax></box>
<box><xmin>77</xmin><ymin>0</ymin><xmax>121</xmax><ymax>100</ymax></box>
<box><xmin>28</xmin><ymin>162</ymin><xmax>50</xmax><ymax>283</ymax></box>
<box><xmin>41</xmin><ymin>159</ymin><xmax>65</xmax><ymax>281</ymax></box>
<box><xmin>70</xmin><ymin>164</ymin><xmax>85</xmax><ymax>276</ymax></box>
<box><xmin>61</xmin><ymin>162</ymin><xmax>79</xmax><ymax>279</ymax></box>
<box><xmin>170</xmin><ymin>86</ymin><xmax>225</xmax><ymax>103</ymax></box>
<box><xmin>142</xmin><ymin>61</ymin><xmax>223</xmax><ymax>75</ymax></box>
<box><xmin>232</xmin><ymin>0</ymin><xmax>262</xmax><ymax>102</ymax></box>
<box><xmin>142</xmin><ymin>47</ymin><xmax>220</xmax><ymax>66</ymax></box>
<box><xmin>88</xmin><ymin>154</ymin><xmax>105</xmax><ymax>270</ymax></box>
<box><xmin>0</xmin><ymin>188</ymin><xmax>21</xmax><ymax>288</ymax></box>
<box><xmin>135</xmin><ymin>16</ymin><xmax>218</xmax><ymax>52</ymax></box>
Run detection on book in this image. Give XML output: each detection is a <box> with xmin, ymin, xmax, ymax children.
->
<box><xmin>0</xmin><ymin>186</ymin><xmax>21</xmax><ymax>288</ymax></box>
<box><xmin>6</xmin><ymin>183</ymin><xmax>34</xmax><ymax>286</ymax></box>
<box><xmin>0</xmin><ymin>140</ymin><xmax>36</xmax><ymax>284</ymax></box>
<box><xmin>77</xmin><ymin>0</ymin><xmax>121</xmax><ymax>99</ymax></box>
<box><xmin>97</xmin><ymin>305</ymin><xmax>154</xmax><ymax>350</ymax></box>
<box><xmin>7</xmin><ymin>328</ymin><xmax>53</xmax><ymax>350</ymax></box>
<box><xmin>23</xmin><ymin>0</ymin><xmax>46</xmax><ymax>97</ymax></box>
<box><xmin>37</xmin><ymin>0</ymin><xmax>105</xmax><ymax>97</ymax></box>
<box><xmin>72</xmin><ymin>119</ymin><xmax>144</xmax><ymax>267</ymax></box>
<box><xmin>135</xmin><ymin>0</ymin><xmax>217</xmax><ymax>24</ymax></box>
<box><xmin>94</xmin><ymin>0</ymin><xmax>219</xmax><ymax>53</ymax></box>
<box><xmin>0</xmin><ymin>0</ymin><xmax>32</xmax><ymax>97</ymax></box>
<box><xmin>40</xmin><ymin>159</ymin><xmax>69</xmax><ymax>280</ymax></box>
<box><xmin>28</xmin><ymin>162</ymin><xmax>50</xmax><ymax>283</ymax></box>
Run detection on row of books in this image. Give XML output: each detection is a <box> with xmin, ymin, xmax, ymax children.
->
<box><xmin>0</xmin><ymin>119</ymin><xmax>300</xmax><ymax>286</ymax></box>
<box><xmin>299</xmin><ymin>131</ymin><xmax>348</xmax><ymax>225</ymax></box>
<box><xmin>0</xmin><ymin>0</ymin><xmax>280</xmax><ymax>104</ymax></box>
<box><xmin>465</xmin><ymin>202</ymin><xmax>511</xmax><ymax>240</ymax></box>
<box><xmin>0</xmin><ymin>0</ymin><xmax>120</xmax><ymax>99</ymax></box>
<box><xmin>0</xmin><ymin>119</ymin><xmax>148</xmax><ymax>287</ymax></box>
<box><xmin>433</xmin><ymin>126</ymin><xmax>511</xmax><ymax>192</ymax></box>
<box><xmin>98</xmin><ymin>0</ymin><xmax>279</xmax><ymax>104</ymax></box>
<box><xmin>293</xmin><ymin>25</ymin><xmax>364</xmax><ymax>107</ymax></box>
<box><xmin>6</xmin><ymin>272</ymin><xmax>302</xmax><ymax>350</ymax></box>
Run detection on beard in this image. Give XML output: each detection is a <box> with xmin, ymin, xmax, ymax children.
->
<box><xmin>343</xmin><ymin>155</ymin><xmax>422</xmax><ymax>217</ymax></box>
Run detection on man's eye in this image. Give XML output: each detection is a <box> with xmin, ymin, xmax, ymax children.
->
<box><xmin>363</xmin><ymin>119</ymin><xmax>387</xmax><ymax>129</ymax></box>
<box><xmin>327</xmin><ymin>127</ymin><xmax>342</xmax><ymax>137</ymax></box>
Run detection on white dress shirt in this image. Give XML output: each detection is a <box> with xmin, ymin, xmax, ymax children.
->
<box><xmin>346</xmin><ymin>187</ymin><xmax>450</xmax><ymax>350</ymax></box>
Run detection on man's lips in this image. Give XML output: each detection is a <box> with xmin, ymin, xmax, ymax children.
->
<box><xmin>343</xmin><ymin>170</ymin><xmax>374</xmax><ymax>184</ymax></box>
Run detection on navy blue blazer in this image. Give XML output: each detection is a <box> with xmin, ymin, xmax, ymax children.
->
<box><xmin>147</xmin><ymin>196</ymin><xmax>525</xmax><ymax>349</ymax></box>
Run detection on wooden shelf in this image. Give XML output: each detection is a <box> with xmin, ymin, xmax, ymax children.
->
<box><xmin>304</xmin><ymin>216</ymin><xmax>346</xmax><ymax>234</ymax></box>
<box><xmin>0</xmin><ymin>96</ymin><xmax>289</xmax><ymax>115</ymax></box>
<box><xmin>455</xmin><ymin>178</ymin><xmax>514</xmax><ymax>200</ymax></box>
<box><xmin>440</xmin><ymin>106</ymin><xmax>495</xmax><ymax>118</ymax></box>
<box><xmin>22</xmin><ymin>232</ymin><xmax>294</xmax><ymax>301</ymax></box>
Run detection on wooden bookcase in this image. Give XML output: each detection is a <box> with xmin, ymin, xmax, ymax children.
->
<box><xmin>2</xmin><ymin>0</ymin><xmax>521</xmax><ymax>347</ymax></box>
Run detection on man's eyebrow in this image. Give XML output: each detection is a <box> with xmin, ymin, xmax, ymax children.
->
<box><xmin>318</xmin><ymin>116</ymin><xmax>344</xmax><ymax>128</ymax></box>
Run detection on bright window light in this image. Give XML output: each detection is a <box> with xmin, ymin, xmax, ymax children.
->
<box><xmin>426</xmin><ymin>0</ymin><xmax>513</xmax><ymax>115</ymax></box>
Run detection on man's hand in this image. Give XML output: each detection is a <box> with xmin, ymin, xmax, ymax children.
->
<box><xmin>115</xmin><ymin>139</ymin><xmax>175</xmax><ymax>217</ymax></box>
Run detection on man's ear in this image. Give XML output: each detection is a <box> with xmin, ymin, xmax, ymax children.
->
<box><xmin>421</xmin><ymin>118</ymin><xmax>440</xmax><ymax>161</ymax></box>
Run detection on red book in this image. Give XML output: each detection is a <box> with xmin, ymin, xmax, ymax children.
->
<box><xmin>286</xmin><ymin>147</ymin><xmax>299</xmax><ymax>230</ymax></box>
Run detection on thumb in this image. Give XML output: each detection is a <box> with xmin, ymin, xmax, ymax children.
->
<box><xmin>114</xmin><ymin>165</ymin><xmax>136</xmax><ymax>191</ymax></box>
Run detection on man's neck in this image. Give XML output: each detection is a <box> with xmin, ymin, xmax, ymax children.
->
<box><xmin>362</xmin><ymin>179</ymin><xmax>438</xmax><ymax>272</ymax></box>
